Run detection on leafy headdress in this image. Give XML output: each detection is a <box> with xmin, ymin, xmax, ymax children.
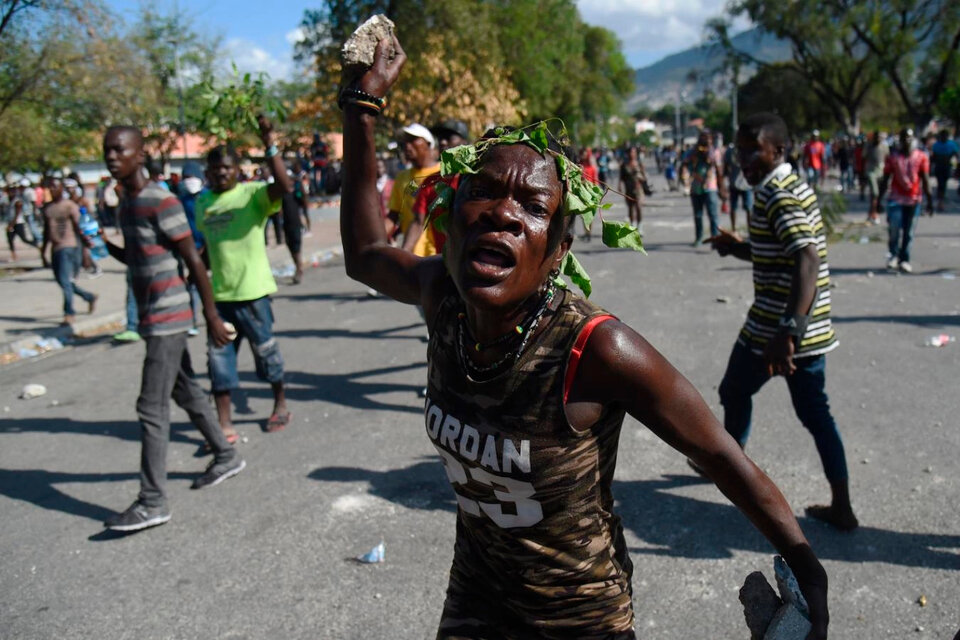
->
<box><xmin>423</xmin><ymin>120</ymin><xmax>644</xmax><ymax>297</ymax></box>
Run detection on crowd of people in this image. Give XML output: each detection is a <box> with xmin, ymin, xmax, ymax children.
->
<box><xmin>2</xmin><ymin>28</ymin><xmax>960</xmax><ymax>637</ymax></box>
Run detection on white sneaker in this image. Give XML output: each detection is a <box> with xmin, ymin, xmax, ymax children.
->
<box><xmin>899</xmin><ymin>261</ymin><xmax>913</xmax><ymax>273</ymax></box>
<box><xmin>886</xmin><ymin>256</ymin><xmax>899</xmax><ymax>270</ymax></box>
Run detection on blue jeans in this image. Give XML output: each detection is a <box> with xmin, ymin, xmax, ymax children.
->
<box><xmin>886</xmin><ymin>202</ymin><xmax>920</xmax><ymax>263</ymax></box>
<box><xmin>208</xmin><ymin>296</ymin><xmax>284</xmax><ymax>392</ymax></box>
<box><xmin>691</xmin><ymin>191</ymin><xmax>719</xmax><ymax>242</ymax></box>
<box><xmin>730</xmin><ymin>188</ymin><xmax>753</xmax><ymax>214</ymax></box>
<box><xmin>718</xmin><ymin>341</ymin><xmax>849</xmax><ymax>483</ymax></box>
<box><xmin>52</xmin><ymin>247</ymin><xmax>94</xmax><ymax>316</ymax></box>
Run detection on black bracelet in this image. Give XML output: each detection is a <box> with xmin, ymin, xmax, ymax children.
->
<box><xmin>338</xmin><ymin>88</ymin><xmax>386</xmax><ymax>110</ymax></box>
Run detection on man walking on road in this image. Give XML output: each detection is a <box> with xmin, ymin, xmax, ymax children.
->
<box><xmin>680</xmin><ymin>130</ymin><xmax>726</xmax><ymax>246</ymax></box>
<box><xmin>802</xmin><ymin>130</ymin><xmax>826</xmax><ymax>191</ymax></box>
<box><xmin>100</xmin><ymin>125</ymin><xmax>245</xmax><ymax>532</ymax></box>
<box><xmin>864</xmin><ymin>130</ymin><xmax>889</xmax><ymax>223</ymax></box>
<box><xmin>931</xmin><ymin>129</ymin><xmax>958</xmax><ymax>212</ymax></box>
<box><xmin>196</xmin><ymin>116</ymin><xmax>293</xmax><ymax>440</ymax></box>
<box><xmin>40</xmin><ymin>176</ymin><xmax>97</xmax><ymax>326</ymax></box>
<box><xmin>710</xmin><ymin>112</ymin><xmax>858</xmax><ymax>532</ymax></box>
<box><xmin>879</xmin><ymin>128</ymin><xmax>934</xmax><ymax>274</ymax></box>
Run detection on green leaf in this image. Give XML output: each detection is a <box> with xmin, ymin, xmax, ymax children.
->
<box><xmin>560</xmin><ymin>251</ymin><xmax>592</xmax><ymax>298</ymax></box>
<box><xmin>528</xmin><ymin>122</ymin><xmax>549</xmax><ymax>153</ymax></box>
<box><xmin>579</xmin><ymin>207</ymin><xmax>595</xmax><ymax>230</ymax></box>
<box><xmin>601</xmin><ymin>220</ymin><xmax>646</xmax><ymax>253</ymax></box>
<box><xmin>564</xmin><ymin>189</ymin><xmax>588</xmax><ymax>216</ymax></box>
<box><xmin>440</xmin><ymin>145</ymin><xmax>478</xmax><ymax>176</ymax></box>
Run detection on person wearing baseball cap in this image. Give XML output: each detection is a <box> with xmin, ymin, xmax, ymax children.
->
<box><xmin>387</xmin><ymin>122</ymin><xmax>440</xmax><ymax>252</ymax></box>
<box><xmin>431</xmin><ymin>119</ymin><xmax>469</xmax><ymax>152</ymax></box>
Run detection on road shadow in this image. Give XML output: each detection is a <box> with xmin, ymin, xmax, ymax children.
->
<box><xmin>0</xmin><ymin>418</ymin><xmax>205</xmax><ymax>447</ymax></box>
<box><xmin>830</xmin><ymin>266</ymin><xmax>958</xmax><ymax>277</ymax></box>
<box><xmin>832</xmin><ymin>313</ymin><xmax>960</xmax><ymax>327</ymax></box>
<box><xmin>272</xmin><ymin>291</ymin><xmax>379</xmax><ymax>304</ymax></box>
<box><xmin>308</xmin><ymin>456</ymin><xmax>455</xmax><ymax>513</ymax></box>
<box><xmin>273</xmin><ymin>322</ymin><xmax>427</xmax><ymax>343</ymax></box>
<box><xmin>614</xmin><ymin>474</ymin><xmax>960</xmax><ymax>570</ymax></box>
<box><xmin>306</xmin><ymin>461</ymin><xmax>960</xmax><ymax>571</ymax></box>
<box><xmin>237</xmin><ymin>361</ymin><xmax>427</xmax><ymax>415</ymax></box>
<box><xmin>0</xmin><ymin>467</ymin><xmax>195</xmax><ymax>524</ymax></box>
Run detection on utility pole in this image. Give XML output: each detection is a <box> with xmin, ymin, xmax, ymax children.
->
<box><xmin>172</xmin><ymin>38</ymin><xmax>186</xmax><ymax>161</ymax></box>
<box><xmin>171</xmin><ymin>3</ymin><xmax>187</xmax><ymax>162</ymax></box>
<box><xmin>674</xmin><ymin>91</ymin><xmax>682</xmax><ymax>150</ymax></box>
<box><xmin>730</xmin><ymin>63</ymin><xmax>740</xmax><ymax>136</ymax></box>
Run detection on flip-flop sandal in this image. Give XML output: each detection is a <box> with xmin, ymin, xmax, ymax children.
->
<box><xmin>265</xmin><ymin>412</ymin><xmax>292</xmax><ymax>433</ymax></box>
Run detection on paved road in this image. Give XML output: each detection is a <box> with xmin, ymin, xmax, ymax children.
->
<box><xmin>1</xmin><ymin>183</ymin><xmax>959</xmax><ymax>639</ymax></box>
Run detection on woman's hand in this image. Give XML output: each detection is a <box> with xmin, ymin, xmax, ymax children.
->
<box><xmin>354</xmin><ymin>35</ymin><xmax>406</xmax><ymax>99</ymax></box>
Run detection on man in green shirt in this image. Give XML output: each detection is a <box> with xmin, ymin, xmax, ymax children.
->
<box><xmin>196</xmin><ymin>116</ymin><xmax>294</xmax><ymax>440</ymax></box>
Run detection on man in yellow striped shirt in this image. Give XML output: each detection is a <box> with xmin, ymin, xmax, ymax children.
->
<box><xmin>710</xmin><ymin>112</ymin><xmax>857</xmax><ymax>532</ymax></box>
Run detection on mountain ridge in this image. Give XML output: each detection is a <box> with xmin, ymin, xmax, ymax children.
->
<box><xmin>628</xmin><ymin>28</ymin><xmax>791</xmax><ymax>110</ymax></box>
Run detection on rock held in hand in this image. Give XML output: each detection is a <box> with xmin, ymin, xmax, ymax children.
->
<box><xmin>739</xmin><ymin>571</ymin><xmax>781</xmax><ymax>640</ymax></box>
<box><xmin>341</xmin><ymin>15</ymin><xmax>396</xmax><ymax>84</ymax></box>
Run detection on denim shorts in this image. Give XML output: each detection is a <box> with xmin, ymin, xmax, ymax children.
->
<box><xmin>208</xmin><ymin>296</ymin><xmax>284</xmax><ymax>392</ymax></box>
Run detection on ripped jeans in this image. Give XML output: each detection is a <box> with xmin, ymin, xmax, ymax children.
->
<box><xmin>207</xmin><ymin>296</ymin><xmax>284</xmax><ymax>392</ymax></box>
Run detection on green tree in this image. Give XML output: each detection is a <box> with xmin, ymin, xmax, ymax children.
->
<box><xmin>293</xmin><ymin>1</ymin><xmax>631</xmax><ymax>142</ymax></box>
<box><xmin>0</xmin><ymin>1</ymin><xmax>164</xmax><ymax>171</ymax></box>
<box><xmin>709</xmin><ymin>4</ymin><xmax>882</xmax><ymax>133</ymax></box>
<box><xmin>737</xmin><ymin>63</ymin><xmax>834</xmax><ymax>134</ymax></box>
<box><xmin>126</xmin><ymin>7</ymin><xmax>222</xmax><ymax>159</ymax></box>
<box><xmin>827</xmin><ymin>0</ymin><xmax>960</xmax><ymax>128</ymax></box>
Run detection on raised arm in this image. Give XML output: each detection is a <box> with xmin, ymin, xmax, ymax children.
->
<box><xmin>260</xmin><ymin>115</ymin><xmax>294</xmax><ymax>202</ymax></box>
<box><xmin>568</xmin><ymin>323</ymin><xmax>829</xmax><ymax>639</ymax></box>
<box><xmin>340</xmin><ymin>36</ymin><xmax>438</xmax><ymax>305</ymax></box>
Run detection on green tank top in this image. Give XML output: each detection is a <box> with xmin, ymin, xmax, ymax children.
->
<box><xmin>426</xmin><ymin>285</ymin><xmax>635</xmax><ymax>638</ymax></box>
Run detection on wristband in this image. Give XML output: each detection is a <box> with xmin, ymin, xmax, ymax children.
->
<box><xmin>341</xmin><ymin>98</ymin><xmax>382</xmax><ymax>116</ymax></box>
<box><xmin>338</xmin><ymin>88</ymin><xmax>386</xmax><ymax>111</ymax></box>
<box><xmin>778</xmin><ymin>314</ymin><xmax>809</xmax><ymax>337</ymax></box>
<box><xmin>265</xmin><ymin>144</ymin><xmax>279</xmax><ymax>159</ymax></box>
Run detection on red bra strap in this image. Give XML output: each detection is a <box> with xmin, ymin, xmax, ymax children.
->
<box><xmin>564</xmin><ymin>314</ymin><xmax>615</xmax><ymax>404</ymax></box>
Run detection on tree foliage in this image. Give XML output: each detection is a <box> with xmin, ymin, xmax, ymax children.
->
<box><xmin>713</xmin><ymin>0</ymin><xmax>960</xmax><ymax>131</ymax></box>
<box><xmin>0</xmin><ymin>1</ymin><xmax>229</xmax><ymax>172</ymax></box>
<box><xmin>709</xmin><ymin>6</ymin><xmax>880</xmax><ymax>133</ymax></box>
<box><xmin>737</xmin><ymin>63</ymin><xmax>834</xmax><ymax>135</ymax></box>
<box><xmin>293</xmin><ymin>0</ymin><xmax>632</xmax><ymax>143</ymax></box>
<box><xmin>827</xmin><ymin>0</ymin><xmax>960</xmax><ymax>127</ymax></box>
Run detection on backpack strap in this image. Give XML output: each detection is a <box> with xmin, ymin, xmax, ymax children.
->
<box><xmin>564</xmin><ymin>314</ymin><xmax>615</xmax><ymax>404</ymax></box>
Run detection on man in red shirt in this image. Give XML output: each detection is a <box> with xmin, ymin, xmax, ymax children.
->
<box><xmin>802</xmin><ymin>130</ymin><xmax>826</xmax><ymax>191</ymax></box>
<box><xmin>879</xmin><ymin>129</ymin><xmax>934</xmax><ymax>273</ymax></box>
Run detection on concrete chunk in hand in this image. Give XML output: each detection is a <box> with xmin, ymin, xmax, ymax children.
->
<box><xmin>740</xmin><ymin>571</ymin><xmax>781</xmax><ymax>639</ymax></box>
<box><xmin>341</xmin><ymin>15</ymin><xmax>396</xmax><ymax>84</ymax></box>
<box><xmin>741</xmin><ymin>557</ymin><xmax>812</xmax><ymax>640</ymax></box>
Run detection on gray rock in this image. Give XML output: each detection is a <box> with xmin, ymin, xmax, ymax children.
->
<box><xmin>739</xmin><ymin>571</ymin><xmax>781</xmax><ymax>640</ymax></box>
<box><xmin>763</xmin><ymin>603</ymin><xmax>812</xmax><ymax>640</ymax></box>
<box><xmin>774</xmin><ymin>556</ymin><xmax>809</xmax><ymax>616</ymax></box>
<box><xmin>340</xmin><ymin>15</ymin><xmax>397</xmax><ymax>84</ymax></box>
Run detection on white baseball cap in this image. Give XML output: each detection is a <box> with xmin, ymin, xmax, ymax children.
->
<box><xmin>401</xmin><ymin>123</ymin><xmax>435</xmax><ymax>149</ymax></box>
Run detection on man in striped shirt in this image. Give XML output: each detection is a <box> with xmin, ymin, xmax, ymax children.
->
<box><xmin>710</xmin><ymin>112</ymin><xmax>858</xmax><ymax>531</ymax></box>
<box><xmin>100</xmin><ymin>126</ymin><xmax>246</xmax><ymax>532</ymax></box>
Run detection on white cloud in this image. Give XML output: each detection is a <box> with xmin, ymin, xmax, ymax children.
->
<box><xmin>222</xmin><ymin>37</ymin><xmax>293</xmax><ymax>80</ymax></box>
<box><xmin>576</xmin><ymin>0</ymin><xmax>749</xmax><ymax>66</ymax></box>
<box><xmin>285</xmin><ymin>27</ymin><xmax>306</xmax><ymax>46</ymax></box>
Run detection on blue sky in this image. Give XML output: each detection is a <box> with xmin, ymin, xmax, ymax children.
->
<box><xmin>108</xmin><ymin>0</ymin><xmax>741</xmax><ymax>76</ymax></box>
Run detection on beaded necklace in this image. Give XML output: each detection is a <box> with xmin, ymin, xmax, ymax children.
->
<box><xmin>456</xmin><ymin>284</ymin><xmax>555</xmax><ymax>379</ymax></box>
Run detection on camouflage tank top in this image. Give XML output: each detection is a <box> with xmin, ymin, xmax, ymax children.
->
<box><xmin>426</xmin><ymin>286</ymin><xmax>635</xmax><ymax>639</ymax></box>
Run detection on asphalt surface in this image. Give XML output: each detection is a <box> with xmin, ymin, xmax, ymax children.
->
<box><xmin>1</xmin><ymin>182</ymin><xmax>959</xmax><ymax>639</ymax></box>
